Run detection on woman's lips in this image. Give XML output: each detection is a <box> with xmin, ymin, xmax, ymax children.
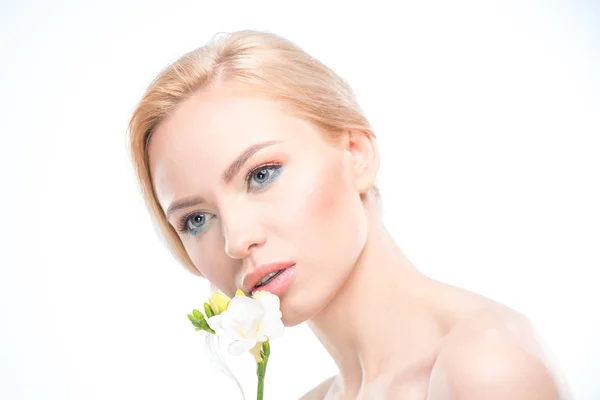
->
<box><xmin>242</xmin><ymin>261</ymin><xmax>295</xmax><ymax>293</ymax></box>
<box><xmin>251</xmin><ymin>264</ymin><xmax>296</xmax><ymax>296</ymax></box>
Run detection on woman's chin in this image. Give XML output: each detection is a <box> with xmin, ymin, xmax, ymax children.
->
<box><xmin>280</xmin><ymin>296</ymin><xmax>325</xmax><ymax>327</ymax></box>
<box><xmin>280</xmin><ymin>307</ymin><xmax>309</xmax><ymax>327</ymax></box>
<box><xmin>282</xmin><ymin>317</ymin><xmax>302</xmax><ymax>328</ymax></box>
<box><xmin>279</xmin><ymin>298</ymin><xmax>311</xmax><ymax>327</ymax></box>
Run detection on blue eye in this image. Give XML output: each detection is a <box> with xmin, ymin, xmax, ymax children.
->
<box><xmin>247</xmin><ymin>165</ymin><xmax>283</xmax><ymax>191</ymax></box>
<box><xmin>178</xmin><ymin>212</ymin><xmax>214</xmax><ymax>236</ymax></box>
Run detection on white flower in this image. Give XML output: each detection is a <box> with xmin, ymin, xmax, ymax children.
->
<box><xmin>206</xmin><ymin>291</ymin><xmax>285</xmax><ymax>356</ymax></box>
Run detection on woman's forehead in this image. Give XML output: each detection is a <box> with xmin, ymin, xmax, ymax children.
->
<box><xmin>147</xmin><ymin>92</ymin><xmax>326</xmax><ymax>208</ymax></box>
<box><xmin>151</xmin><ymin>91</ymin><xmax>317</xmax><ymax>157</ymax></box>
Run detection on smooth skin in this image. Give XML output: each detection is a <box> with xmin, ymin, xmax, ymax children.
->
<box><xmin>148</xmin><ymin>87</ymin><xmax>572</xmax><ymax>399</ymax></box>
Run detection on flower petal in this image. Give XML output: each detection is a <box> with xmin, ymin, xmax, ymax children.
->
<box><xmin>223</xmin><ymin>296</ymin><xmax>264</xmax><ymax>337</ymax></box>
<box><xmin>228</xmin><ymin>338</ymin><xmax>257</xmax><ymax>356</ymax></box>
<box><xmin>206</xmin><ymin>315</ymin><xmax>223</xmax><ymax>332</ymax></box>
<box><xmin>254</xmin><ymin>291</ymin><xmax>280</xmax><ymax>311</ymax></box>
<box><xmin>249</xmin><ymin>342</ymin><xmax>263</xmax><ymax>363</ymax></box>
<box><xmin>257</xmin><ymin>317</ymin><xmax>285</xmax><ymax>341</ymax></box>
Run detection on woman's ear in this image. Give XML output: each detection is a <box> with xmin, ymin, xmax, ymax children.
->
<box><xmin>342</xmin><ymin>129</ymin><xmax>380</xmax><ymax>194</ymax></box>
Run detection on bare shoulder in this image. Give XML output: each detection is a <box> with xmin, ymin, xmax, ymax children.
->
<box><xmin>299</xmin><ymin>376</ymin><xmax>337</xmax><ymax>400</ymax></box>
<box><xmin>429</xmin><ymin>304</ymin><xmax>573</xmax><ymax>399</ymax></box>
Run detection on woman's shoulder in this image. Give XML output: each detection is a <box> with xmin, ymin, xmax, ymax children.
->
<box><xmin>429</xmin><ymin>303</ymin><xmax>573</xmax><ymax>399</ymax></box>
<box><xmin>299</xmin><ymin>375</ymin><xmax>337</xmax><ymax>400</ymax></box>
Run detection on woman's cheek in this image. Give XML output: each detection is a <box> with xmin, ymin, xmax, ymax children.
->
<box><xmin>302</xmin><ymin>158</ymin><xmax>350</xmax><ymax>219</ymax></box>
<box><xmin>187</xmin><ymin>229</ymin><xmax>237</xmax><ymax>292</ymax></box>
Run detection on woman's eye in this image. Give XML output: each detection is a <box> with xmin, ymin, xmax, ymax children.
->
<box><xmin>247</xmin><ymin>165</ymin><xmax>283</xmax><ymax>191</ymax></box>
<box><xmin>179</xmin><ymin>212</ymin><xmax>214</xmax><ymax>236</ymax></box>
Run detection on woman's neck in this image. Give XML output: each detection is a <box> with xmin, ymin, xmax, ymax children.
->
<box><xmin>307</xmin><ymin>203</ymin><xmax>447</xmax><ymax>394</ymax></box>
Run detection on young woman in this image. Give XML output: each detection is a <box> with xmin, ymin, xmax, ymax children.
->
<box><xmin>128</xmin><ymin>30</ymin><xmax>571</xmax><ymax>399</ymax></box>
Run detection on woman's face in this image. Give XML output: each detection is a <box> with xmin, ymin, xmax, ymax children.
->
<box><xmin>148</xmin><ymin>88</ymin><xmax>370</xmax><ymax>326</ymax></box>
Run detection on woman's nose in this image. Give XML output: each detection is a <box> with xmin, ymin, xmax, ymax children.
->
<box><xmin>221</xmin><ymin>208</ymin><xmax>266</xmax><ymax>260</ymax></box>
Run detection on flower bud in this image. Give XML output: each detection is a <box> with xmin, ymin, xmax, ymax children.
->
<box><xmin>209</xmin><ymin>292</ymin><xmax>231</xmax><ymax>315</ymax></box>
<box><xmin>261</xmin><ymin>341</ymin><xmax>270</xmax><ymax>358</ymax></box>
<box><xmin>192</xmin><ymin>309</ymin><xmax>205</xmax><ymax>321</ymax></box>
<box><xmin>203</xmin><ymin>302</ymin><xmax>215</xmax><ymax>318</ymax></box>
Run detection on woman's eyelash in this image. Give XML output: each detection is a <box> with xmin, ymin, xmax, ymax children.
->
<box><xmin>176</xmin><ymin>211</ymin><xmax>210</xmax><ymax>235</ymax></box>
<box><xmin>175</xmin><ymin>211</ymin><xmax>193</xmax><ymax>234</ymax></box>
<box><xmin>244</xmin><ymin>162</ymin><xmax>280</xmax><ymax>182</ymax></box>
<box><xmin>175</xmin><ymin>163</ymin><xmax>283</xmax><ymax>236</ymax></box>
<box><xmin>244</xmin><ymin>163</ymin><xmax>283</xmax><ymax>191</ymax></box>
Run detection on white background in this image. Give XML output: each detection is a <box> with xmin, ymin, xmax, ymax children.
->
<box><xmin>1</xmin><ymin>0</ymin><xmax>598</xmax><ymax>399</ymax></box>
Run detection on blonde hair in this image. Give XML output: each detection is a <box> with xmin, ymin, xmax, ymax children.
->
<box><xmin>128</xmin><ymin>30</ymin><xmax>376</xmax><ymax>275</ymax></box>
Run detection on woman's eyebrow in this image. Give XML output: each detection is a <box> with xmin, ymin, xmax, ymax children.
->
<box><xmin>166</xmin><ymin>195</ymin><xmax>205</xmax><ymax>219</ymax></box>
<box><xmin>165</xmin><ymin>140</ymin><xmax>282</xmax><ymax>218</ymax></box>
<box><xmin>222</xmin><ymin>140</ymin><xmax>282</xmax><ymax>183</ymax></box>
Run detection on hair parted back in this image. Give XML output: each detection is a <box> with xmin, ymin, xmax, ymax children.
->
<box><xmin>129</xmin><ymin>30</ymin><xmax>377</xmax><ymax>275</ymax></box>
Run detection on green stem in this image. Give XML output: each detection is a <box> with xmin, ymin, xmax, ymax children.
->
<box><xmin>256</xmin><ymin>342</ymin><xmax>270</xmax><ymax>400</ymax></box>
<box><xmin>256</xmin><ymin>363</ymin><xmax>265</xmax><ymax>400</ymax></box>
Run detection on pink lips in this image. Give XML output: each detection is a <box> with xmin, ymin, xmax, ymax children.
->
<box><xmin>242</xmin><ymin>262</ymin><xmax>296</xmax><ymax>296</ymax></box>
